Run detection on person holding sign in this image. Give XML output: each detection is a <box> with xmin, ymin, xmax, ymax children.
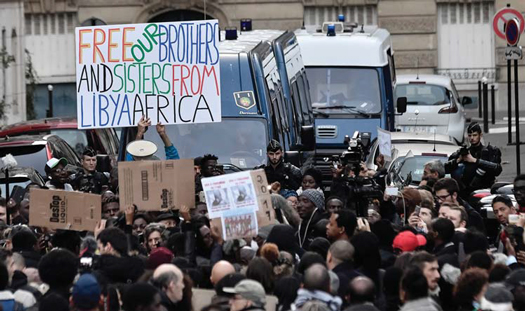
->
<box><xmin>126</xmin><ymin>116</ymin><xmax>180</xmax><ymax>161</ymax></box>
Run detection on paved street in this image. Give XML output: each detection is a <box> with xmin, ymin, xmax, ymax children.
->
<box><xmin>467</xmin><ymin>109</ymin><xmax>525</xmax><ymax>182</ymax></box>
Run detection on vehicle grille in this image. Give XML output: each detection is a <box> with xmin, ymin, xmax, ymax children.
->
<box><xmin>316</xmin><ymin>125</ymin><xmax>337</xmax><ymax>139</ymax></box>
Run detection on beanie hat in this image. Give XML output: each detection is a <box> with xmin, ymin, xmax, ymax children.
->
<box><xmin>300</xmin><ymin>189</ymin><xmax>325</xmax><ymax>210</ymax></box>
<box><xmin>72</xmin><ymin>273</ymin><xmax>101</xmax><ymax>310</ymax></box>
<box><xmin>146</xmin><ymin>247</ymin><xmax>174</xmax><ymax>270</ymax></box>
<box><xmin>281</xmin><ymin>189</ymin><xmax>298</xmax><ymax>199</ymax></box>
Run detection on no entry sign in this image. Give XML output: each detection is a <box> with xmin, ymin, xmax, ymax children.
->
<box><xmin>493</xmin><ymin>7</ymin><xmax>525</xmax><ymax>40</ymax></box>
<box><xmin>506</xmin><ymin>18</ymin><xmax>521</xmax><ymax>46</ymax></box>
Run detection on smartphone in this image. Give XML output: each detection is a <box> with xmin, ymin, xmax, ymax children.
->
<box><xmin>509</xmin><ymin>214</ymin><xmax>519</xmax><ymax>226</ymax></box>
<box><xmin>414</xmin><ymin>206</ymin><xmax>421</xmax><ymax>217</ymax></box>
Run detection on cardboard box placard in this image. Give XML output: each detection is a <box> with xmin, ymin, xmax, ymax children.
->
<box><xmin>118</xmin><ymin>159</ymin><xmax>194</xmax><ymax>211</ymax></box>
<box><xmin>29</xmin><ymin>189</ymin><xmax>101</xmax><ymax>231</ymax></box>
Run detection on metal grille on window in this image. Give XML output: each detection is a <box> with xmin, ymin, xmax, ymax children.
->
<box><xmin>303</xmin><ymin>5</ymin><xmax>377</xmax><ymax>26</ymax></box>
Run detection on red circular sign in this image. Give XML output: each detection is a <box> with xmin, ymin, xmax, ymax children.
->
<box><xmin>493</xmin><ymin>8</ymin><xmax>525</xmax><ymax>40</ymax></box>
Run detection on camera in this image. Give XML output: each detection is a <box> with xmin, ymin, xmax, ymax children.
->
<box><xmin>332</xmin><ymin>131</ymin><xmax>382</xmax><ymax>217</ymax></box>
<box><xmin>460</xmin><ymin>145</ymin><xmax>469</xmax><ymax>156</ymax></box>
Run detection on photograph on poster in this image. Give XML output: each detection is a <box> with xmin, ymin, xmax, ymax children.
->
<box><xmin>222</xmin><ymin>211</ymin><xmax>257</xmax><ymax>240</ymax></box>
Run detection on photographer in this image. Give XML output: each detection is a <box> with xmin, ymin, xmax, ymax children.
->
<box><xmin>259</xmin><ymin>140</ymin><xmax>302</xmax><ymax>193</ymax></box>
<box><xmin>70</xmin><ymin>148</ymin><xmax>109</xmax><ymax>194</ymax></box>
<box><xmin>444</xmin><ymin>122</ymin><xmax>502</xmax><ymax>199</ymax></box>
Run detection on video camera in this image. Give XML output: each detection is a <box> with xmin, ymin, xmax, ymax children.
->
<box><xmin>332</xmin><ymin>131</ymin><xmax>383</xmax><ymax>217</ymax></box>
<box><xmin>333</xmin><ymin>131</ymin><xmax>371</xmax><ymax>177</ymax></box>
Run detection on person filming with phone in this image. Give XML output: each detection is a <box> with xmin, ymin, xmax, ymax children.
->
<box><xmin>444</xmin><ymin>122</ymin><xmax>502</xmax><ymax>200</ymax></box>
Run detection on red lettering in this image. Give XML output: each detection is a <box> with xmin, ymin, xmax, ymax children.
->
<box><xmin>93</xmin><ymin>28</ymin><xmax>106</xmax><ymax>63</ymax></box>
<box><xmin>202</xmin><ymin>66</ymin><xmax>220</xmax><ymax>96</ymax></box>
<box><xmin>107</xmin><ymin>28</ymin><xmax>120</xmax><ymax>62</ymax></box>
<box><xmin>122</xmin><ymin>27</ymin><xmax>135</xmax><ymax>62</ymax></box>
<box><xmin>180</xmin><ymin>65</ymin><xmax>190</xmax><ymax>96</ymax></box>
<box><xmin>78</xmin><ymin>29</ymin><xmax>92</xmax><ymax>64</ymax></box>
<box><xmin>191</xmin><ymin>65</ymin><xmax>201</xmax><ymax>95</ymax></box>
<box><xmin>171</xmin><ymin>64</ymin><xmax>180</xmax><ymax>95</ymax></box>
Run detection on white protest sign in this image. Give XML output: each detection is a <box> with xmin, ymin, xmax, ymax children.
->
<box><xmin>75</xmin><ymin>20</ymin><xmax>221</xmax><ymax>129</ymax></box>
<box><xmin>201</xmin><ymin>171</ymin><xmax>258</xmax><ymax>219</ymax></box>
<box><xmin>377</xmin><ymin>127</ymin><xmax>392</xmax><ymax>161</ymax></box>
<box><xmin>202</xmin><ymin>170</ymin><xmax>275</xmax><ymax>240</ymax></box>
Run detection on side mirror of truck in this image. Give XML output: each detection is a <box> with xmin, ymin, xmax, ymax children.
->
<box><xmin>285</xmin><ymin>151</ymin><xmax>301</xmax><ymax>167</ymax></box>
<box><xmin>396</xmin><ymin>97</ymin><xmax>407</xmax><ymax>113</ymax></box>
<box><xmin>301</xmin><ymin>125</ymin><xmax>316</xmax><ymax>151</ymax></box>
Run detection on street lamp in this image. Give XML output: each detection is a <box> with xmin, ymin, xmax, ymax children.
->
<box><xmin>47</xmin><ymin>84</ymin><xmax>53</xmax><ymax>118</ymax></box>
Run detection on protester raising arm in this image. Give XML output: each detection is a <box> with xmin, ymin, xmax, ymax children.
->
<box><xmin>156</xmin><ymin>122</ymin><xmax>179</xmax><ymax>160</ymax></box>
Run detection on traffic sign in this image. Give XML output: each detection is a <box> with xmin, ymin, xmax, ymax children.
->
<box><xmin>493</xmin><ymin>7</ymin><xmax>525</xmax><ymax>40</ymax></box>
<box><xmin>506</xmin><ymin>18</ymin><xmax>521</xmax><ymax>46</ymax></box>
<box><xmin>505</xmin><ymin>46</ymin><xmax>523</xmax><ymax>60</ymax></box>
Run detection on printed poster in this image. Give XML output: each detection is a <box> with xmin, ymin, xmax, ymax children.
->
<box><xmin>201</xmin><ymin>171</ymin><xmax>258</xmax><ymax>218</ymax></box>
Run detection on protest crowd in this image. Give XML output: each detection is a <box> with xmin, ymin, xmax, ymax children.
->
<box><xmin>2</xmin><ymin>116</ymin><xmax>525</xmax><ymax>311</ymax></box>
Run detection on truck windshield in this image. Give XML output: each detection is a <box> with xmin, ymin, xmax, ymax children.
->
<box><xmin>143</xmin><ymin>119</ymin><xmax>268</xmax><ymax>169</ymax></box>
<box><xmin>307</xmin><ymin>67</ymin><xmax>382</xmax><ymax>114</ymax></box>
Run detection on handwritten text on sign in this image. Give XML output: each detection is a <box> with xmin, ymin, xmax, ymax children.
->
<box><xmin>75</xmin><ymin>20</ymin><xmax>222</xmax><ymax>129</ymax></box>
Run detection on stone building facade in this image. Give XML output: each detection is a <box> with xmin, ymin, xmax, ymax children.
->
<box><xmin>2</xmin><ymin>0</ymin><xmax>524</xmax><ymax>122</ymax></box>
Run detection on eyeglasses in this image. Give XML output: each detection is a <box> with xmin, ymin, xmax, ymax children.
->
<box><xmin>434</xmin><ymin>193</ymin><xmax>452</xmax><ymax>202</ymax></box>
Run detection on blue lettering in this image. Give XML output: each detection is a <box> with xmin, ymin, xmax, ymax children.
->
<box><xmin>109</xmin><ymin>94</ymin><xmax>120</xmax><ymax>126</ymax></box>
<box><xmin>80</xmin><ymin>95</ymin><xmax>92</xmax><ymax>128</ymax></box>
<box><xmin>118</xmin><ymin>94</ymin><xmax>131</xmax><ymax>125</ymax></box>
<box><xmin>158</xmin><ymin>25</ymin><xmax>168</xmax><ymax>62</ymax></box>
<box><xmin>169</xmin><ymin>24</ymin><xmax>178</xmax><ymax>63</ymax></box>
<box><xmin>98</xmin><ymin>94</ymin><xmax>109</xmax><ymax>127</ymax></box>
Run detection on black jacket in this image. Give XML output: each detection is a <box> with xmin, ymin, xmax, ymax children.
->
<box><xmin>333</xmin><ymin>261</ymin><xmax>362</xmax><ymax>302</ymax></box>
<box><xmin>261</xmin><ymin>161</ymin><xmax>302</xmax><ymax>191</ymax></box>
<box><xmin>296</xmin><ymin>209</ymin><xmax>329</xmax><ymax>250</ymax></box>
<box><xmin>445</xmin><ymin>143</ymin><xmax>502</xmax><ymax>199</ymax></box>
<box><xmin>71</xmin><ymin>171</ymin><xmax>109</xmax><ymax>194</ymax></box>
<box><xmin>93</xmin><ymin>254</ymin><xmax>145</xmax><ymax>291</ymax></box>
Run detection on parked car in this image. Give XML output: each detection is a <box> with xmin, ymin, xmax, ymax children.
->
<box><xmin>0</xmin><ymin>117</ymin><xmax>119</xmax><ymax>168</ymax></box>
<box><xmin>394</xmin><ymin>75</ymin><xmax>474</xmax><ymax>143</ymax></box>
<box><xmin>0</xmin><ymin>134</ymin><xmax>81</xmax><ymax>178</ymax></box>
<box><xmin>365</xmin><ymin>132</ymin><xmax>459</xmax><ymax>171</ymax></box>
<box><xmin>386</xmin><ymin>154</ymin><xmax>450</xmax><ymax>186</ymax></box>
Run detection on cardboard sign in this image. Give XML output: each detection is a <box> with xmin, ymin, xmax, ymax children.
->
<box><xmin>75</xmin><ymin>20</ymin><xmax>221</xmax><ymax>129</ymax></box>
<box><xmin>203</xmin><ymin>169</ymin><xmax>275</xmax><ymax>240</ymax></box>
<box><xmin>118</xmin><ymin>159</ymin><xmax>194</xmax><ymax>210</ymax></box>
<box><xmin>29</xmin><ymin>189</ymin><xmax>101</xmax><ymax>231</ymax></box>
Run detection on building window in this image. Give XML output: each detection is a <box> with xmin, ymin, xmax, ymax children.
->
<box><xmin>304</xmin><ymin>5</ymin><xmax>377</xmax><ymax>26</ymax></box>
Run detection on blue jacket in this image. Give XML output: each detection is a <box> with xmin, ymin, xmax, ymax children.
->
<box><xmin>126</xmin><ymin>145</ymin><xmax>180</xmax><ymax>161</ymax></box>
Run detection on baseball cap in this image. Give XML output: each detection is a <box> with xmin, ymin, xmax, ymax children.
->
<box><xmin>223</xmin><ymin>279</ymin><xmax>266</xmax><ymax>307</ymax></box>
<box><xmin>72</xmin><ymin>273</ymin><xmax>101</xmax><ymax>310</ymax></box>
<box><xmin>126</xmin><ymin>140</ymin><xmax>158</xmax><ymax>159</ymax></box>
<box><xmin>392</xmin><ymin>231</ymin><xmax>426</xmax><ymax>252</ymax></box>
<box><xmin>45</xmin><ymin>157</ymin><xmax>68</xmax><ymax>175</ymax></box>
